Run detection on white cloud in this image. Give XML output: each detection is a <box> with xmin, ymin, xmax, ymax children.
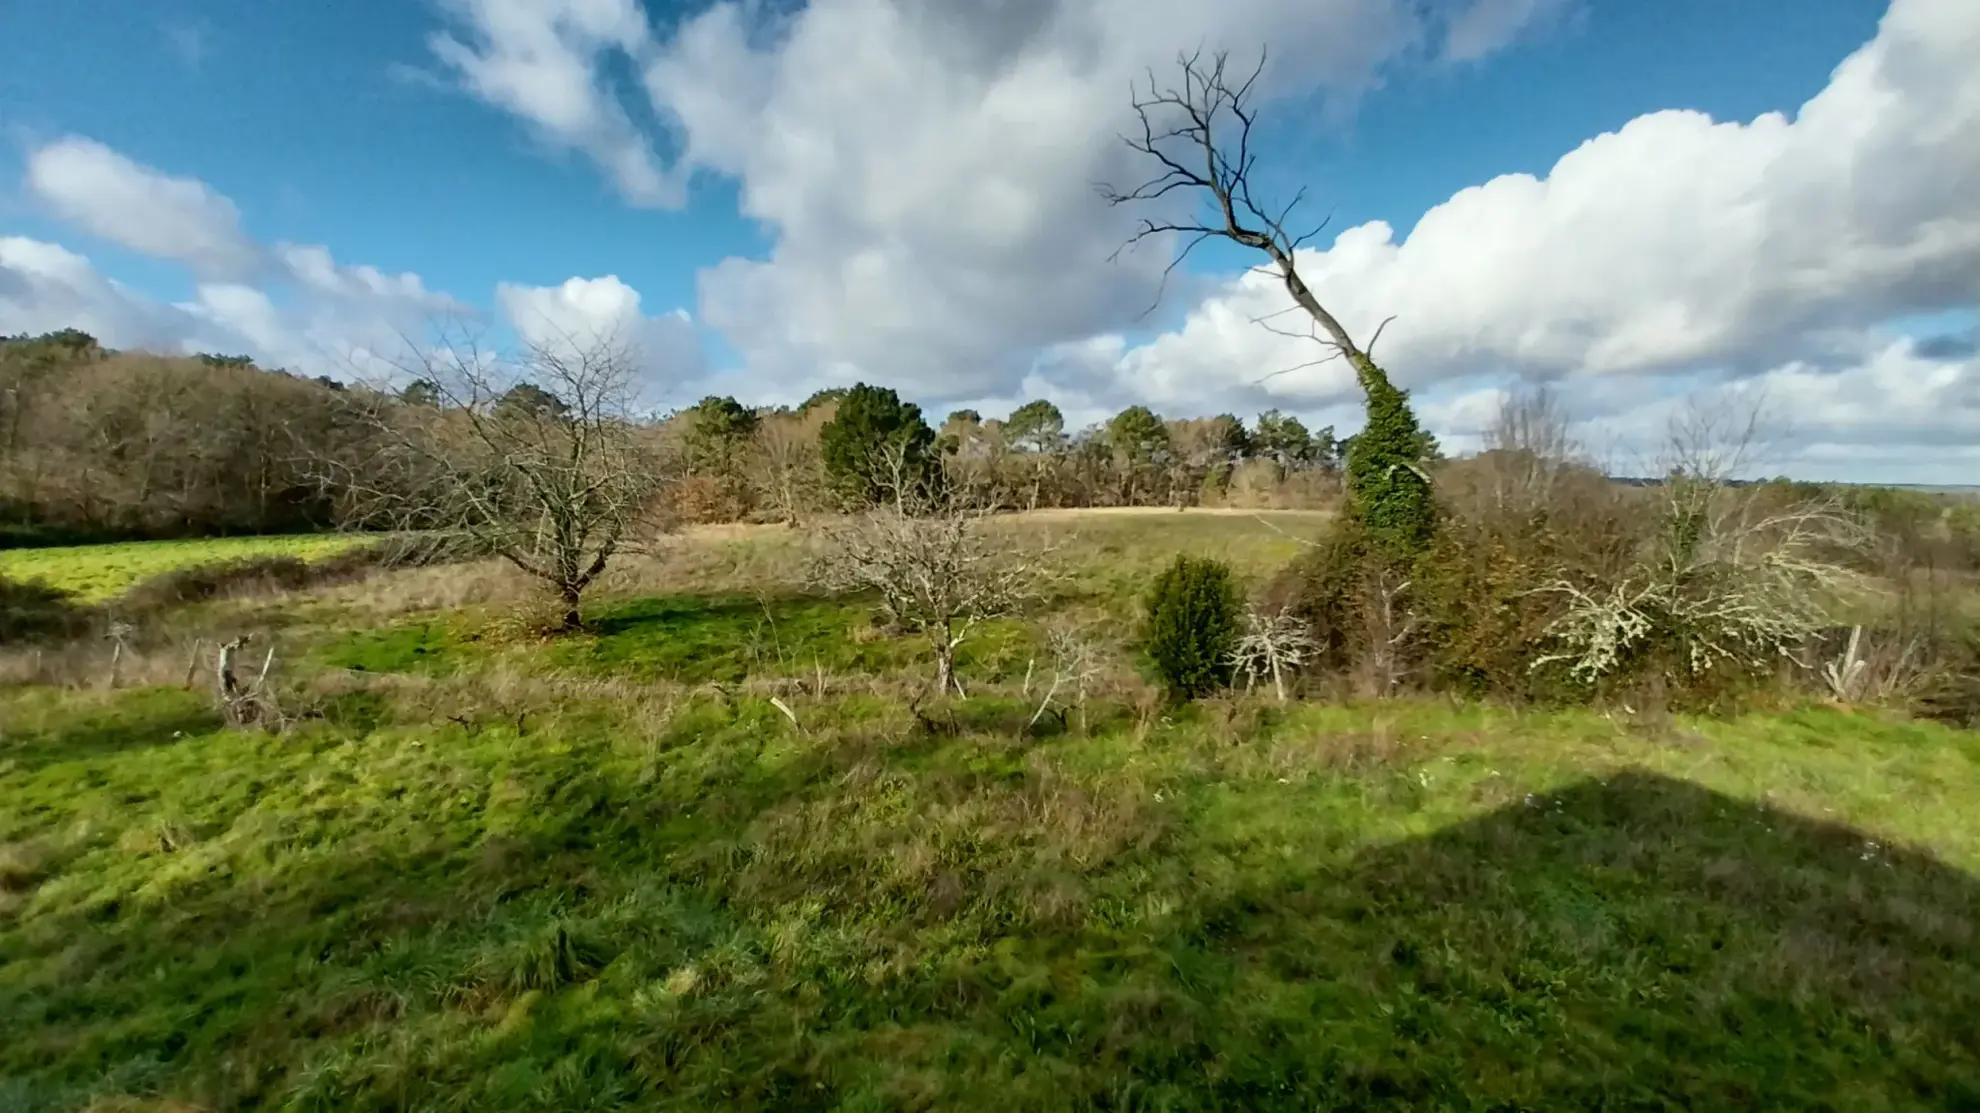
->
<box><xmin>0</xmin><ymin>237</ymin><xmax>430</xmax><ymax>378</ymax></box>
<box><xmin>9</xmin><ymin>137</ymin><xmax>487</xmax><ymax>377</ymax></box>
<box><xmin>1091</xmin><ymin>0</ymin><xmax>1980</xmax><ymax>419</ymax></box>
<box><xmin>428</xmin><ymin>0</ymin><xmax>681</xmax><ymax>206</ymax></box>
<box><xmin>1441</xmin><ymin>0</ymin><xmax>1573</xmax><ymax>62</ymax></box>
<box><xmin>276</xmin><ymin>244</ymin><xmax>445</xmax><ymax>308</ymax></box>
<box><xmin>495</xmin><ymin>274</ymin><xmax>706</xmax><ymax>401</ymax></box>
<box><xmin>1396</xmin><ymin>332</ymin><xmax>1980</xmax><ymax>484</ymax></box>
<box><xmin>24</xmin><ymin>137</ymin><xmax>263</xmax><ymax>278</ymax></box>
<box><xmin>431</xmin><ymin>0</ymin><xmax>1563</xmax><ymax>404</ymax></box>
<box><xmin>434</xmin><ymin>0</ymin><xmax>1975</xmax><ymax>480</ymax></box>
<box><xmin>0</xmin><ymin>236</ymin><xmax>208</xmax><ymax>347</ymax></box>
<box><xmin>7</xmin><ymin>137</ymin><xmax>708</xmax><ymax>400</ymax></box>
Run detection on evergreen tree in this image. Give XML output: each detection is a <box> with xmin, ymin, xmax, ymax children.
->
<box><xmin>818</xmin><ymin>383</ymin><xmax>937</xmax><ymax>506</ymax></box>
<box><xmin>682</xmin><ymin>395</ymin><xmax>759</xmax><ymax>477</ymax></box>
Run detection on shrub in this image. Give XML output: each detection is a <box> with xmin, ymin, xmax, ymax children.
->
<box><xmin>1519</xmin><ymin>477</ymin><xmax>1869</xmax><ymax>712</ymax></box>
<box><xmin>1259</xmin><ymin>519</ymin><xmax>1369</xmax><ymax>679</ymax></box>
<box><xmin>1411</xmin><ymin>456</ymin><xmax>1636</xmax><ymax>703</ymax></box>
<box><xmin>1143</xmin><ymin>554</ymin><xmax>1242</xmax><ymax>700</ymax></box>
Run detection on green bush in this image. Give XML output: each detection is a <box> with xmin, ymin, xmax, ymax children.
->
<box><xmin>1143</xmin><ymin>554</ymin><xmax>1242</xmax><ymax>700</ymax></box>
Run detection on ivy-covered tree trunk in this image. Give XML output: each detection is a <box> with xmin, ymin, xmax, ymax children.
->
<box><xmin>1344</xmin><ymin>353</ymin><xmax>1438</xmax><ymax>567</ymax></box>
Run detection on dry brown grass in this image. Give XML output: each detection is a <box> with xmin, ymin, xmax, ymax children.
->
<box><xmin>0</xmin><ymin>632</ymin><xmax>206</xmax><ymax>690</ymax></box>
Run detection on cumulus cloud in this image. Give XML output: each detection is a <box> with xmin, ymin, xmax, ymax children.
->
<box><xmin>9</xmin><ymin>137</ymin><xmax>488</xmax><ymax>376</ymax></box>
<box><xmin>428</xmin><ymin>0</ymin><xmax>682</xmax><ymax>206</ymax></box>
<box><xmin>1090</xmin><ymin>0</ymin><xmax>1980</xmax><ymax>418</ymax></box>
<box><xmin>431</xmin><ymin>0</ymin><xmax>1564</xmax><ymax>404</ymax></box>
<box><xmin>0</xmin><ymin>235</ymin><xmax>439</xmax><ymax>378</ymax></box>
<box><xmin>495</xmin><ymin>274</ymin><xmax>706</xmax><ymax>401</ymax></box>
<box><xmin>0</xmin><ymin>236</ymin><xmax>209</xmax><ymax>347</ymax></box>
<box><xmin>1395</xmin><ymin>329</ymin><xmax>1980</xmax><ymax>486</ymax></box>
<box><xmin>7</xmin><ymin>135</ymin><xmax>706</xmax><ymax>403</ymax></box>
<box><xmin>431</xmin><ymin>0</ymin><xmax>1976</xmax><ymax>479</ymax></box>
<box><xmin>24</xmin><ymin>137</ymin><xmax>263</xmax><ymax>278</ymax></box>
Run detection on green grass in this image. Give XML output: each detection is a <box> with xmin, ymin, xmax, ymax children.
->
<box><xmin>4</xmin><ymin>511</ymin><xmax>1980</xmax><ymax>1110</ymax></box>
<box><xmin>0</xmin><ymin>535</ymin><xmax>373</xmax><ymax>602</ymax></box>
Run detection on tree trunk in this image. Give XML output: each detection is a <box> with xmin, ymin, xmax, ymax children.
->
<box><xmin>560</xmin><ymin>584</ymin><xmax>584</xmax><ymax>631</ymax></box>
<box><xmin>935</xmin><ymin>645</ymin><xmax>957</xmax><ymax>698</ymax></box>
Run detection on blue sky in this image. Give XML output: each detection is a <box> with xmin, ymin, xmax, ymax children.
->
<box><xmin>2</xmin><ymin>0</ymin><xmax>1882</xmax><ymax>314</ymax></box>
<box><xmin>1</xmin><ymin>0</ymin><xmax>1975</xmax><ymax>482</ymax></box>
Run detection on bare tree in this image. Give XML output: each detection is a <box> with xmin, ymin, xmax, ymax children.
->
<box><xmin>745</xmin><ymin>408</ymin><xmax>829</xmax><ymax>527</ymax></box>
<box><xmin>325</xmin><ymin>329</ymin><xmax>669</xmax><ymax>631</ymax></box>
<box><xmin>1101</xmin><ymin>49</ymin><xmax>1393</xmax><ymax>391</ymax></box>
<box><xmin>1484</xmin><ymin>384</ymin><xmax>1585</xmax><ymax>514</ymax></box>
<box><xmin>812</xmin><ymin>445</ymin><xmax>1057</xmax><ymax>697</ymax></box>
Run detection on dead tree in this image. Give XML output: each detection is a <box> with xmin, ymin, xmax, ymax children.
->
<box><xmin>324</xmin><ymin>327</ymin><xmax>669</xmax><ymax>631</ymax></box>
<box><xmin>1101</xmin><ymin>50</ymin><xmax>1437</xmax><ymax>558</ymax></box>
<box><xmin>216</xmin><ymin>634</ymin><xmax>280</xmax><ymax>728</ymax></box>
<box><xmin>1029</xmin><ymin>624</ymin><xmax>1101</xmax><ymax>732</ymax></box>
<box><xmin>103</xmin><ymin>620</ymin><xmax>133</xmax><ymax>689</ymax></box>
<box><xmin>812</xmin><ymin>444</ymin><xmax>1057</xmax><ymax>698</ymax></box>
<box><xmin>1101</xmin><ymin>50</ymin><xmax>1397</xmax><ymax>391</ymax></box>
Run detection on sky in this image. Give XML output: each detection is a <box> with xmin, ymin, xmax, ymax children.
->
<box><xmin>1</xmin><ymin>0</ymin><xmax>1975</xmax><ymax>484</ymax></box>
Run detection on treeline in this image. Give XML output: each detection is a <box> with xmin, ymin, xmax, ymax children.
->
<box><xmin>0</xmin><ymin>331</ymin><xmax>365</xmax><ymax>546</ymax></box>
<box><xmin>0</xmin><ymin>330</ymin><xmax>1366</xmax><ymax>545</ymax></box>
<box><xmin>668</xmin><ymin>384</ymin><xmax>1378</xmax><ymax>525</ymax></box>
<box><xmin>5</xmin><ymin>329</ymin><xmax>1972</xmax><ymax>558</ymax></box>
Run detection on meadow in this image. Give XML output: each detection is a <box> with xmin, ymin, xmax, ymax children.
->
<box><xmin>2</xmin><ymin>509</ymin><xmax>1978</xmax><ymax>1111</ymax></box>
<box><xmin>0</xmin><ymin>535</ymin><xmax>376</xmax><ymax>603</ymax></box>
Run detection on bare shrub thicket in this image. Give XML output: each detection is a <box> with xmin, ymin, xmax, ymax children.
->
<box><xmin>1265</xmin><ymin>387</ymin><xmax>1901</xmax><ymax>713</ymax></box>
<box><xmin>1228</xmin><ymin>606</ymin><xmax>1315</xmax><ymax>702</ymax></box>
<box><xmin>323</xmin><ymin>330</ymin><xmax>670</xmax><ymax>631</ymax></box>
<box><xmin>1027</xmin><ymin>623</ymin><xmax>1102</xmax><ymax>733</ymax></box>
<box><xmin>744</xmin><ymin>406</ymin><xmax>832</xmax><ymax>526</ymax></box>
<box><xmin>811</xmin><ymin>446</ymin><xmax>1059</xmax><ymax>698</ymax></box>
<box><xmin>1525</xmin><ymin>399</ymin><xmax>1871</xmax><ymax>702</ymax></box>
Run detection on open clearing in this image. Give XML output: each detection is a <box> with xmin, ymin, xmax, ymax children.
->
<box><xmin>3</xmin><ymin>513</ymin><xmax>1978</xmax><ymax>1111</ymax></box>
<box><xmin>0</xmin><ymin>534</ymin><xmax>375</xmax><ymax>602</ymax></box>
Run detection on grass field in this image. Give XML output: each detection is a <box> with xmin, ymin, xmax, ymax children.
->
<box><xmin>3</xmin><ymin>510</ymin><xmax>1978</xmax><ymax>1110</ymax></box>
<box><xmin>0</xmin><ymin>535</ymin><xmax>375</xmax><ymax>602</ymax></box>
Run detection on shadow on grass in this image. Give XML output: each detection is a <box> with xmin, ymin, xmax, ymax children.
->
<box><xmin>554</xmin><ymin>592</ymin><xmax>903</xmax><ymax>683</ymax></box>
<box><xmin>8</xmin><ymin>728</ymin><xmax>1978</xmax><ymax>1110</ymax></box>
<box><xmin>0</xmin><ymin>688</ymin><xmax>222</xmax><ymax>774</ymax></box>
<box><xmin>1167</xmin><ymin>770</ymin><xmax>1980</xmax><ymax>1108</ymax></box>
